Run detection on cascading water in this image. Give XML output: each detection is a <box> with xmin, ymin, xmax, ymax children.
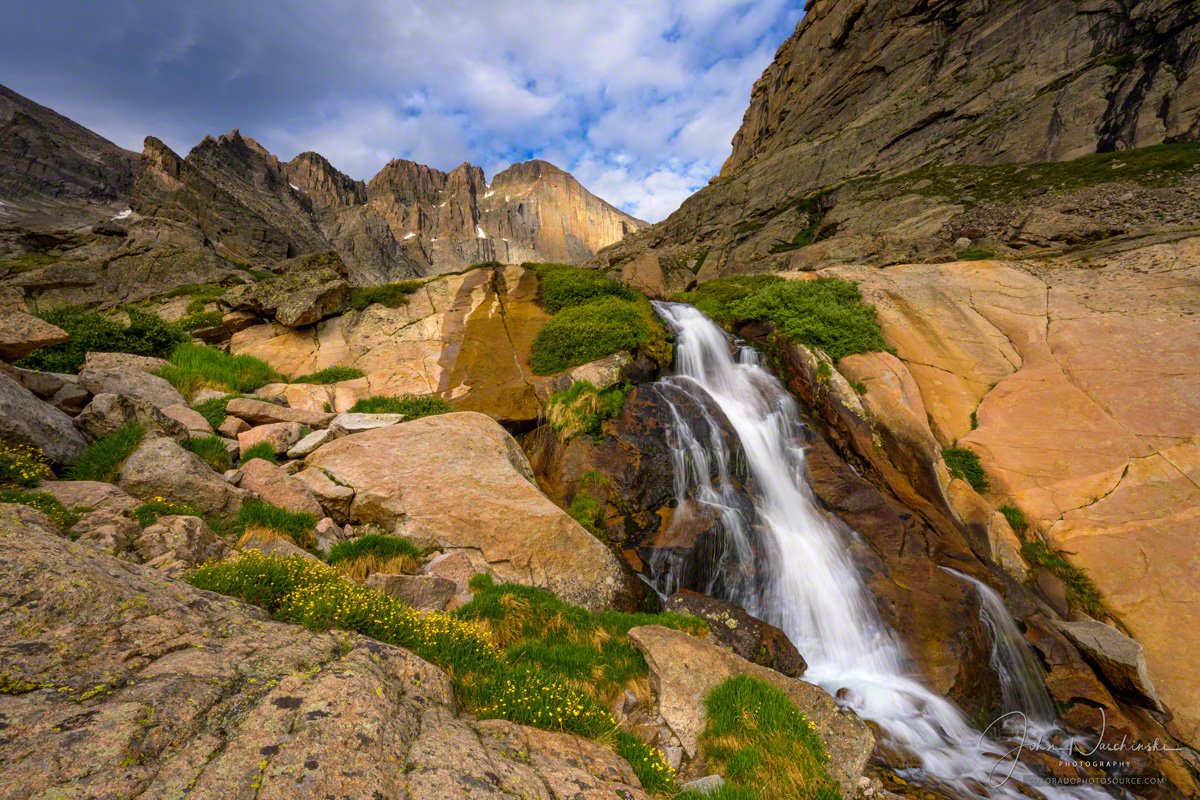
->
<box><xmin>649</xmin><ymin>302</ymin><xmax>1112</xmax><ymax>800</ymax></box>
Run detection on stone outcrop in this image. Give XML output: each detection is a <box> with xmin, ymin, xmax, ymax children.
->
<box><xmin>0</xmin><ymin>312</ymin><xmax>67</xmax><ymax>361</ymax></box>
<box><xmin>117</xmin><ymin>436</ymin><xmax>250</xmax><ymax>522</ymax></box>
<box><xmin>0</xmin><ymin>515</ymin><xmax>656</xmax><ymax>800</ymax></box>
<box><xmin>0</xmin><ymin>369</ymin><xmax>87</xmax><ymax>464</ymax></box>
<box><xmin>76</xmin><ymin>365</ymin><xmax>185</xmax><ymax>409</ymax></box>
<box><xmin>665</xmin><ymin>590</ymin><xmax>805</xmax><ymax>677</ymax></box>
<box><xmin>1056</xmin><ymin>619</ymin><xmax>1165</xmax><ymax>712</ymax></box>
<box><xmin>627</xmin><ymin>624</ymin><xmax>873</xmax><ymax>798</ymax></box>
<box><xmin>307</xmin><ymin>411</ymin><xmax>637</xmax><ymax>612</ymax></box>
<box><xmin>73</xmin><ymin>393</ymin><xmax>189</xmax><ymax>442</ymax></box>
<box><xmin>222</xmin><ymin>251</ymin><xmax>350</xmax><ymax>327</ymax></box>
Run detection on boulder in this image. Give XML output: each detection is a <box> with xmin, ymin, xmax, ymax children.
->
<box><xmin>620</xmin><ymin>252</ymin><xmax>692</xmax><ymax>299</ymax></box>
<box><xmin>627</xmin><ymin>624</ymin><xmax>873</xmax><ymax>798</ymax></box>
<box><xmin>82</xmin><ymin>351</ymin><xmax>169</xmax><ymax>373</ymax></box>
<box><xmin>117</xmin><ymin>436</ymin><xmax>250</xmax><ymax>522</ymax></box>
<box><xmin>225</xmin><ymin>397</ymin><xmax>335</xmax><ymax>429</ymax></box>
<box><xmin>287</xmin><ymin>428</ymin><xmax>334</xmax><ymax>458</ymax></box>
<box><xmin>0</xmin><ymin>370</ymin><xmax>87</xmax><ymax>463</ymax></box>
<box><xmin>293</xmin><ymin>467</ymin><xmax>355</xmax><ymax>522</ymax></box>
<box><xmin>223</xmin><ymin>251</ymin><xmax>351</xmax><ymax>327</ymax></box>
<box><xmin>134</xmin><ymin>515</ymin><xmax>232</xmax><ymax>578</ymax></box>
<box><xmin>545</xmin><ymin>351</ymin><xmax>633</xmax><ymax>395</ymax></box>
<box><xmin>329</xmin><ymin>413</ymin><xmax>405</xmax><ymax>436</ymax></box>
<box><xmin>237</xmin><ymin>421</ymin><xmax>303</xmax><ymax>457</ymax></box>
<box><xmin>1056</xmin><ymin>620</ymin><xmax>1165</xmax><ymax>712</ymax></box>
<box><xmin>307</xmin><ymin>412</ymin><xmax>635</xmax><ymax>612</ymax></box>
<box><xmin>366</xmin><ymin>573</ymin><xmax>457</xmax><ymax>611</ymax></box>
<box><xmin>0</xmin><ymin>312</ymin><xmax>69</xmax><ymax>362</ymax></box>
<box><xmin>5</xmin><ymin>365</ymin><xmax>69</xmax><ymax>398</ymax></box>
<box><xmin>665</xmin><ymin>590</ymin><xmax>806</xmax><ymax>677</ymax></box>
<box><xmin>161</xmin><ymin>403</ymin><xmax>214</xmax><ymax>436</ymax></box>
<box><xmin>70</xmin><ymin>510</ymin><xmax>140</xmax><ymax>557</ymax></box>
<box><xmin>73</xmin><ymin>393</ymin><xmax>189</xmax><ymax>442</ymax></box>
<box><xmin>217</xmin><ymin>416</ymin><xmax>249</xmax><ymax>437</ymax></box>
<box><xmin>314</xmin><ymin>517</ymin><xmax>344</xmax><ymax>553</ymax></box>
<box><xmin>49</xmin><ymin>382</ymin><xmax>90</xmax><ymax>414</ymax></box>
<box><xmin>0</xmin><ymin>503</ymin><xmax>62</xmax><ymax>535</ymax></box>
<box><xmin>77</xmin><ymin>366</ymin><xmax>185</xmax><ymax>409</ymax></box>
<box><xmin>238</xmin><ymin>458</ymin><xmax>323</xmax><ymax>517</ymax></box>
<box><xmin>38</xmin><ymin>480</ymin><xmax>141</xmax><ymax>515</ymax></box>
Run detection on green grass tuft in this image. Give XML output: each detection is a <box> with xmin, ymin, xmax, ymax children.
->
<box><xmin>701</xmin><ymin>674</ymin><xmax>840</xmax><ymax>800</ymax></box>
<box><xmin>157</xmin><ymin>343</ymin><xmax>286</xmax><ymax>398</ymax></box>
<box><xmin>17</xmin><ymin>307</ymin><xmax>187</xmax><ymax>374</ymax></box>
<box><xmin>1021</xmin><ymin>540</ymin><xmax>1104</xmax><ymax>617</ymax></box>
<box><xmin>545</xmin><ymin>380</ymin><xmax>627</xmax><ymax>441</ymax></box>
<box><xmin>176</xmin><ymin>309</ymin><xmax>225</xmax><ymax>332</ymax></box>
<box><xmin>0</xmin><ymin>488</ymin><xmax>80</xmax><ymax>532</ymax></box>
<box><xmin>942</xmin><ymin>447</ymin><xmax>989</xmax><ymax>493</ymax></box>
<box><xmin>182</xmin><ymin>435</ymin><xmax>232</xmax><ymax>473</ymax></box>
<box><xmin>327</xmin><ymin>533</ymin><xmax>424</xmax><ymax>567</ymax></box>
<box><xmin>133</xmin><ymin>498</ymin><xmax>205</xmax><ymax>527</ymax></box>
<box><xmin>236</xmin><ymin>499</ymin><xmax>317</xmax><ymax>548</ymax></box>
<box><xmin>348</xmin><ymin>394</ymin><xmax>453</xmax><ymax>418</ymax></box>
<box><xmin>239</xmin><ymin>442</ymin><xmax>278</xmax><ymax>465</ymax></box>
<box><xmin>65</xmin><ymin>423</ymin><xmax>146</xmax><ymax>483</ymax></box>
<box><xmin>191</xmin><ymin>394</ymin><xmax>241</xmax><ymax>428</ymax></box>
<box><xmin>999</xmin><ymin>504</ymin><xmax>1028</xmax><ymax>535</ymax></box>
<box><xmin>292</xmin><ymin>365</ymin><xmax>365</xmax><ymax>384</ymax></box>
<box><xmin>350</xmin><ymin>281</ymin><xmax>424</xmax><ymax>311</ymax></box>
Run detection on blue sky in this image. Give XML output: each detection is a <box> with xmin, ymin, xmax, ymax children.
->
<box><xmin>0</xmin><ymin>1</ymin><xmax>804</xmax><ymax>222</ymax></box>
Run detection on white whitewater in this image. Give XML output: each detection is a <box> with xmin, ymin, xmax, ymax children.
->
<box><xmin>651</xmin><ymin>303</ymin><xmax>1110</xmax><ymax>800</ymax></box>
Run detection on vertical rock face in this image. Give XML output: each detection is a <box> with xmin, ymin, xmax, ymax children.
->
<box><xmin>0</xmin><ymin>84</ymin><xmax>139</xmax><ymax>228</ymax></box>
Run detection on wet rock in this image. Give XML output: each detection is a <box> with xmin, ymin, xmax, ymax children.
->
<box><xmin>73</xmin><ymin>393</ymin><xmax>189</xmax><ymax>442</ymax></box>
<box><xmin>666</xmin><ymin>590</ymin><xmax>806</xmax><ymax>677</ymax></box>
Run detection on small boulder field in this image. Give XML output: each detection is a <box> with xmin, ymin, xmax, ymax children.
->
<box><xmin>0</xmin><ymin>267</ymin><xmax>871</xmax><ymax>800</ymax></box>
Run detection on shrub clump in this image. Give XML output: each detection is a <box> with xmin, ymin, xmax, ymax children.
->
<box><xmin>65</xmin><ymin>423</ymin><xmax>146</xmax><ymax>483</ymax></box>
<box><xmin>17</xmin><ymin>307</ymin><xmax>187</xmax><ymax>373</ymax></box>
<box><xmin>176</xmin><ymin>309</ymin><xmax>225</xmax><ymax>332</ymax></box>
<box><xmin>999</xmin><ymin>503</ymin><xmax>1028</xmax><ymax>535</ymax></box>
<box><xmin>942</xmin><ymin>447</ymin><xmax>989</xmax><ymax>493</ymax></box>
<box><xmin>1021</xmin><ymin>540</ymin><xmax>1104</xmax><ymax>617</ymax></box>
<box><xmin>531</xmin><ymin>297</ymin><xmax>647</xmax><ymax>375</ymax></box>
<box><xmin>0</xmin><ymin>443</ymin><xmax>52</xmax><ymax>487</ymax></box>
<box><xmin>327</xmin><ymin>532</ymin><xmax>424</xmax><ymax>581</ymax></box>
<box><xmin>182</xmin><ymin>435</ymin><xmax>232</xmax><ymax>473</ymax></box>
<box><xmin>545</xmin><ymin>381</ymin><xmax>627</xmax><ymax>441</ymax></box>
<box><xmin>350</xmin><ymin>281</ymin><xmax>424</xmax><ymax>311</ymax></box>
<box><xmin>701</xmin><ymin>674</ymin><xmax>840</xmax><ymax>800</ymax></box>
<box><xmin>0</xmin><ymin>488</ymin><xmax>79</xmax><ymax>531</ymax></box>
<box><xmin>157</xmin><ymin>343</ymin><xmax>286</xmax><ymax>398</ymax></box>
<box><xmin>239</xmin><ymin>442</ymin><xmax>278</xmax><ymax>465</ymax></box>
<box><xmin>349</xmin><ymin>394</ymin><xmax>453</xmax><ymax>419</ymax></box>
<box><xmin>535</xmin><ymin>263</ymin><xmax>635</xmax><ymax>313</ymax></box>
<box><xmin>292</xmin><ymin>365</ymin><xmax>365</xmax><ymax>384</ymax></box>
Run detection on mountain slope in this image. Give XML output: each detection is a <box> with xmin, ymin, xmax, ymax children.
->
<box><xmin>0</xmin><ymin>84</ymin><xmax>140</xmax><ymax>229</ymax></box>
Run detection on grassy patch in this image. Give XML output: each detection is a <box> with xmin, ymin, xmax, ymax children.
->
<box><xmin>0</xmin><ymin>488</ymin><xmax>80</xmax><ymax>531</ymax></box>
<box><xmin>65</xmin><ymin>423</ymin><xmax>146</xmax><ymax>483</ymax></box>
<box><xmin>350</xmin><ymin>281</ymin><xmax>424</xmax><ymax>311</ymax></box>
<box><xmin>182</xmin><ymin>435</ymin><xmax>232</xmax><ymax>473</ymax></box>
<box><xmin>999</xmin><ymin>504</ymin><xmax>1028</xmax><ymax>535</ymax></box>
<box><xmin>349</xmin><ymin>394</ymin><xmax>453</xmax><ymax>418</ymax></box>
<box><xmin>675</xmin><ymin>276</ymin><xmax>891</xmax><ymax>361</ymax></box>
<box><xmin>0</xmin><ymin>443</ymin><xmax>52</xmax><ymax>487</ymax></box>
<box><xmin>239</xmin><ymin>442</ymin><xmax>278</xmax><ymax>465</ymax></box>
<box><xmin>161</xmin><ymin>283</ymin><xmax>229</xmax><ymax>302</ymax></box>
<box><xmin>327</xmin><ymin>532</ymin><xmax>424</xmax><ymax>581</ymax></box>
<box><xmin>546</xmin><ymin>380</ymin><xmax>627</xmax><ymax>441</ymax></box>
<box><xmin>0</xmin><ymin>252</ymin><xmax>68</xmax><ymax>274</ymax></box>
<box><xmin>17</xmin><ymin>307</ymin><xmax>187</xmax><ymax>374</ymax></box>
<box><xmin>235</xmin><ymin>499</ymin><xmax>317</xmax><ymax>549</ymax></box>
<box><xmin>176</xmin><ymin>309</ymin><xmax>225</xmax><ymax>332</ymax></box>
<box><xmin>942</xmin><ymin>447</ymin><xmax>989</xmax><ymax>493</ymax></box>
<box><xmin>192</xmin><ymin>394</ymin><xmax>240</xmax><ymax>428</ymax></box>
<box><xmin>188</xmin><ymin>552</ymin><xmax>695</xmax><ymax>792</ymax></box>
<box><xmin>292</xmin><ymin>365</ymin><xmax>365</xmax><ymax>384</ymax></box>
<box><xmin>531</xmin><ymin>297</ymin><xmax>647</xmax><ymax>375</ymax></box>
<box><xmin>956</xmin><ymin>249</ymin><xmax>996</xmax><ymax>261</ymax></box>
<box><xmin>700</xmin><ymin>675</ymin><xmax>839</xmax><ymax>800</ymax></box>
<box><xmin>1021</xmin><ymin>540</ymin><xmax>1104</xmax><ymax>617</ymax></box>
<box><xmin>133</xmin><ymin>498</ymin><xmax>206</xmax><ymax>527</ymax></box>
<box><xmin>535</xmin><ymin>263</ymin><xmax>635</xmax><ymax>313</ymax></box>
<box><xmin>157</xmin><ymin>343</ymin><xmax>286</xmax><ymax>398</ymax></box>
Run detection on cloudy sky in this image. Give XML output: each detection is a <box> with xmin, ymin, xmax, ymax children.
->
<box><xmin>1</xmin><ymin>1</ymin><xmax>804</xmax><ymax>221</ymax></box>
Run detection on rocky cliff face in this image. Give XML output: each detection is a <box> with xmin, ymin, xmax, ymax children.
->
<box><xmin>0</xmin><ymin>84</ymin><xmax>139</xmax><ymax>229</ymax></box>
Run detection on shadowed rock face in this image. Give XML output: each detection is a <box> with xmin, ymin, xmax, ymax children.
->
<box><xmin>0</xmin><ymin>84</ymin><xmax>139</xmax><ymax>228</ymax></box>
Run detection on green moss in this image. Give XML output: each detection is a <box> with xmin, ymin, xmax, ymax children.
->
<box><xmin>942</xmin><ymin>447</ymin><xmax>989</xmax><ymax>493</ymax></box>
<box><xmin>0</xmin><ymin>488</ymin><xmax>79</xmax><ymax>531</ymax></box>
<box><xmin>157</xmin><ymin>343</ymin><xmax>286</xmax><ymax>398</ymax></box>
<box><xmin>569</xmin><ymin>488</ymin><xmax>606</xmax><ymax>539</ymax></box>
<box><xmin>17</xmin><ymin>307</ymin><xmax>187</xmax><ymax>374</ymax></box>
<box><xmin>65</xmin><ymin>423</ymin><xmax>146</xmax><ymax>483</ymax></box>
<box><xmin>161</xmin><ymin>283</ymin><xmax>229</xmax><ymax>302</ymax></box>
<box><xmin>1021</xmin><ymin>540</ymin><xmax>1104</xmax><ymax>617</ymax></box>
<box><xmin>0</xmin><ymin>252</ymin><xmax>68</xmax><ymax>274</ymax></box>
<box><xmin>350</xmin><ymin>281</ymin><xmax>424</xmax><ymax>311</ymax></box>
<box><xmin>701</xmin><ymin>675</ymin><xmax>840</xmax><ymax>800</ymax></box>
<box><xmin>292</xmin><ymin>365</ymin><xmax>365</xmax><ymax>384</ymax></box>
<box><xmin>956</xmin><ymin>249</ymin><xmax>996</xmax><ymax>261</ymax></box>
<box><xmin>349</xmin><ymin>394</ymin><xmax>453</xmax><ymax>418</ymax></box>
<box><xmin>239</xmin><ymin>442</ymin><xmax>278</xmax><ymax>465</ymax></box>
<box><xmin>176</xmin><ymin>309</ymin><xmax>225</xmax><ymax>332</ymax></box>
<box><xmin>545</xmin><ymin>380</ymin><xmax>627</xmax><ymax>441</ymax></box>
<box><xmin>133</xmin><ymin>498</ymin><xmax>205</xmax><ymax>527</ymax></box>
<box><xmin>182</xmin><ymin>435</ymin><xmax>232</xmax><ymax>473</ymax></box>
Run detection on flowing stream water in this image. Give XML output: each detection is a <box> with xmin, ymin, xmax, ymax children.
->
<box><xmin>649</xmin><ymin>302</ymin><xmax>1111</xmax><ymax>800</ymax></box>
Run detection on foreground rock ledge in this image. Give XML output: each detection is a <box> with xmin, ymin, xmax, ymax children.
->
<box><xmin>0</xmin><ymin>517</ymin><xmax>656</xmax><ymax>799</ymax></box>
<box><xmin>307</xmin><ymin>411</ymin><xmax>636</xmax><ymax>612</ymax></box>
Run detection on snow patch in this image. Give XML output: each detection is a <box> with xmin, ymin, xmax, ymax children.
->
<box><xmin>484</xmin><ymin>191</ymin><xmax>494</xmax><ymax>199</ymax></box>
<box><xmin>112</xmin><ymin>209</ymin><xmax>132</xmax><ymax>220</ymax></box>
<box><xmin>438</xmin><ymin>202</ymin><xmax>447</xmax><ymax>207</ymax></box>
<box><xmin>403</xmin><ymin>232</ymin><xmax>417</xmax><ymax>240</ymax></box>
<box><xmin>289</xmin><ymin>183</ymin><xmax>301</xmax><ymax>191</ymax></box>
<box><xmin>476</xmin><ymin>225</ymin><xmax>487</xmax><ymax>239</ymax></box>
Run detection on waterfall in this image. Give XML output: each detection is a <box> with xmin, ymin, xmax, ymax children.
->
<box><xmin>649</xmin><ymin>302</ymin><xmax>1112</xmax><ymax>800</ymax></box>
